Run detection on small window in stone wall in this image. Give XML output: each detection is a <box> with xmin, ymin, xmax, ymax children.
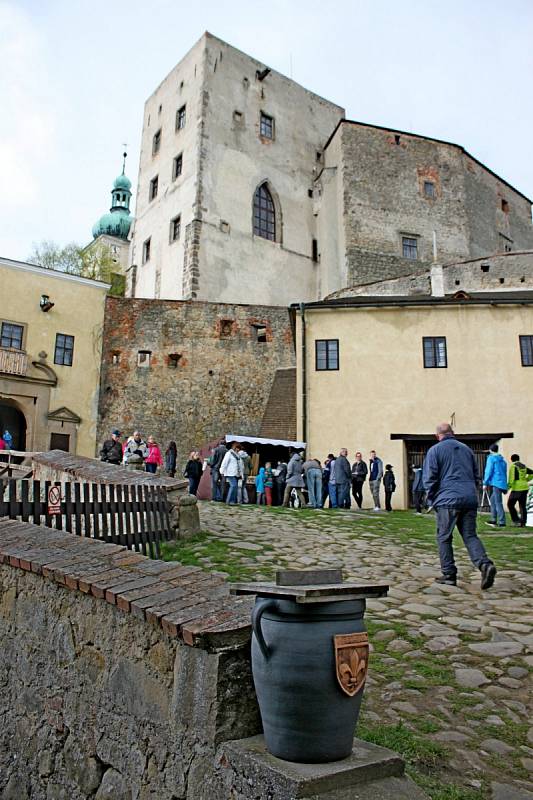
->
<box><xmin>501</xmin><ymin>199</ymin><xmax>509</xmax><ymax>213</ymax></box>
<box><xmin>170</xmin><ymin>215</ymin><xmax>181</xmax><ymax>242</ymax></box>
<box><xmin>168</xmin><ymin>353</ymin><xmax>182</xmax><ymax>368</ymax></box>
<box><xmin>152</xmin><ymin>129</ymin><xmax>161</xmax><ymax>155</ymax></box>
<box><xmin>251</xmin><ymin>323</ymin><xmax>267</xmax><ymax>343</ymax></box>
<box><xmin>142</xmin><ymin>237</ymin><xmax>151</xmax><ymax>264</ymax></box>
<box><xmin>176</xmin><ymin>105</ymin><xmax>186</xmax><ymax>130</ymax></box>
<box><xmin>481</xmin><ymin>263</ymin><xmax>490</xmax><ymax>273</ymax></box>
<box><xmin>111</xmin><ymin>352</ymin><xmax>121</xmax><ymax>365</ymax></box>
<box><xmin>423</xmin><ymin>181</ymin><xmax>436</xmax><ymax>199</ymax></box>
<box><xmin>149</xmin><ymin>176</ymin><xmax>159</xmax><ymax>201</ymax></box>
<box><xmin>260</xmin><ymin>112</ymin><xmax>274</xmax><ymax>140</ymax></box>
<box><xmin>137</xmin><ymin>350</ymin><xmax>151</xmax><ymax>368</ymax></box>
<box><xmin>173</xmin><ymin>153</ymin><xmax>183</xmax><ymax>180</ymax></box>
<box><xmin>402</xmin><ymin>236</ymin><xmax>418</xmax><ymax>260</ymax></box>
<box><xmin>219</xmin><ymin>319</ymin><xmax>234</xmax><ymax>338</ymax></box>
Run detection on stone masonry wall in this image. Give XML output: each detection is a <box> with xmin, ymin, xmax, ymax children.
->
<box><xmin>0</xmin><ymin>519</ymin><xmax>259</xmax><ymax>800</ymax></box>
<box><xmin>333</xmin><ymin>122</ymin><xmax>533</xmax><ymax>288</ymax></box>
<box><xmin>97</xmin><ymin>297</ymin><xmax>295</xmax><ymax>468</ymax></box>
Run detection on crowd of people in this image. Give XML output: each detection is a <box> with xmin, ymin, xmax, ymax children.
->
<box><xmin>208</xmin><ymin>439</ymin><xmax>397</xmax><ymax>511</ymax></box>
<box><xmin>101</xmin><ymin>430</ymin><xmax>533</xmax><ymax>530</ymax></box>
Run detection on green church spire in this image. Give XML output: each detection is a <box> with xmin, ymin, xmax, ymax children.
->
<box><xmin>92</xmin><ymin>152</ymin><xmax>133</xmax><ymax>241</ymax></box>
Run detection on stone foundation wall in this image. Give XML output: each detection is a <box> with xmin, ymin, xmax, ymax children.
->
<box><xmin>0</xmin><ymin>520</ymin><xmax>259</xmax><ymax>800</ymax></box>
<box><xmin>97</xmin><ymin>297</ymin><xmax>295</xmax><ymax>470</ymax></box>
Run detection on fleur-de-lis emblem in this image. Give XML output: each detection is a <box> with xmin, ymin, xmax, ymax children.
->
<box><xmin>334</xmin><ymin>633</ymin><xmax>369</xmax><ymax>697</ymax></box>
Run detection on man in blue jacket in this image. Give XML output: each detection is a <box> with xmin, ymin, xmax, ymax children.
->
<box><xmin>483</xmin><ymin>444</ymin><xmax>507</xmax><ymax>528</ymax></box>
<box><xmin>423</xmin><ymin>422</ymin><xmax>496</xmax><ymax>590</ymax></box>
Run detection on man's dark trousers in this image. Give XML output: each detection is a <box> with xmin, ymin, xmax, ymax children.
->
<box><xmin>507</xmin><ymin>490</ymin><xmax>528</xmax><ymax>526</ymax></box>
<box><xmin>436</xmin><ymin>507</ymin><xmax>491</xmax><ymax>579</ymax></box>
<box><xmin>337</xmin><ymin>482</ymin><xmax>351</xmax><ymax>509</ymax></box>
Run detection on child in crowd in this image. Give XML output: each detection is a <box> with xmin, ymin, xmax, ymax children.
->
<box><xmin>383</xmin><ymin>464</ymin><xmax>396</xmax><ymax>512</ymax></box>
<box><xmin>145</xmin><ymin>436</ymin><xmax>163</xmax><ymax>473</ymax></box>
<box><xmin>255</xmin><ymin>466</ymin><xmax>266</xmax><ymax>505</ymax></box>
<box><xmin>264</xmin><ymin>462</ymin><xmax>274</xmax><ymax>506</ymax></box>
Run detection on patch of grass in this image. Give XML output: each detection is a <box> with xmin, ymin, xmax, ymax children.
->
<box><xmin>357</xmin><ymin>721</ymin><xmax>487</xmax><ymax>800</ymax></box>
<box><xmin>449</xmin><ymin>694</ymin><xmax>483</xmax><ymax>714</ymax></box>
<box><xmin>160</xmin><ymin>532</ymin><xmax>263</xmax><ymax>582</ymax></box>
<box><xmin>412</xmin><ymin>718</ymin><xmax>442</xmax><ymax>734</ymax></box>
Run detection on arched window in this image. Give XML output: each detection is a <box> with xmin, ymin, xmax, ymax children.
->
<box><xmin>253</xmin><ymin>183</ymin><xmax>276</xmax><ymax>241</ymax></box>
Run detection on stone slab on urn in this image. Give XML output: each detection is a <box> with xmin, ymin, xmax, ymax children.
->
<box><xmin>214</xmin><ymin>735</ymin><xmax>429</xmax><ymax>799</ymax></box>
<box><xmin>231</xmin><ymin>570</ymin><xmax>389</xmax><ymax>764</ymax></box>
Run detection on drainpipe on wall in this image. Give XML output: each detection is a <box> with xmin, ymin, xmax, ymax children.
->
<box><xmin>299</xmin><ymin>302</ymin><xmax>307</xmax><ymax>446</ymax></box>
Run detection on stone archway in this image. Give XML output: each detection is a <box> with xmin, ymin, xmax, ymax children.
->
<box><xmin>0</xmin><ymin>399</ymin><xmax>27</xmax><ymax>450</ymax></box>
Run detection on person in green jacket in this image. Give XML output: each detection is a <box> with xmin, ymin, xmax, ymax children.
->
<box><xmin>507</xmin><ymin>454</ymin><xmax>533</xmax><ymax>527</ymax></box>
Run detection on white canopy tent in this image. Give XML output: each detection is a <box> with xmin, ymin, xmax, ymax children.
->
<box><xmin>225</xmin><ymin>434</ymin><xmax>306</xmax><ymax>449</ymax></box>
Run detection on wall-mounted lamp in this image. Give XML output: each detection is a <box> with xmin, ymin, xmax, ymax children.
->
<box><xmin>40</xmin><ymin>294</ymin><xmax>55</xmax><ymax>312</ymax></box>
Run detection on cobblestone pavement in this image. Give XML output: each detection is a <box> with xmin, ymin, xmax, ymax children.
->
<box><xmin>187</xmin><ymin>502</ymin><xmax>533</xmax><ymax>798</ymax></box>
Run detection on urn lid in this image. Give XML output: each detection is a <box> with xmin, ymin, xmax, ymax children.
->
<box><xmin>230</xmin><ymin>568</ymin><xmax>389</xmax><ymax>604</ymax></box>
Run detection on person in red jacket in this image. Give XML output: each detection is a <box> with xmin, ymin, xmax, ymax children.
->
<box><xmin>145</xmin><ymin>436</ymin><xmax>163</xmax><ymax>474</ymax></box>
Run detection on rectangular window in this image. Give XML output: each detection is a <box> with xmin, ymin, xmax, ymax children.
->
<box><xmin>0</xmin><ymin>321</ymin><xmax>24</xmax><ymax>349</ymax></box>
<box><xmin>315</xmin><ymin>339</ymin><xmax>339</xmax><ymax>371</ymax></box>
<box><xmin>402</xmin><ymin>236</ymin><xmax>418</xmax><ymax>259</ymax></box>
<box><xmin>152</xmin><ymin>129</ymin><xmax>161</xmax><ymax>155</ymax></box>
<box><xmin>172</xmin><ymin>153</ymin><xmax>183</xmax><ymax>180</ymax></box>
<box><xmin>142</xmin><ymin>237</ymin><xmax>151</xmax><ymax>263</ymax></box>
<box><xmin>137</xmin><ymin>350</ymin><xmax>151</xmax><ymax>368</ymax></box>
<box><xmin>149</xmin><ymin>175</ymin><xmax>158</xmax><ymax>201</ymax></box>
<box><xmin>54</xmin><ymin>333</ymin><xmax>75</xmax><ymax>367</ymax></box>
<box><xmin>170</xmin><ymin>215</ymin><xmax>181</xmax><ymax>242</ymax></box>
<box><xmin>312</xmin><ymin>239</ymin><xmax>318</xmax><ymax>262</ymax></box>
<box><xmin>260</xmin><ymin>112</ymin><xmax>274</xmax><ymax>139</ymax></box>
<box><xmin>50</xmin><ymin>433</ymin><xmax>70</xmax><ymax>452</ymax></box>
<box><xmin>501</xmin><ymin>198</ymin><xmax>509</xmax><ymax>213</ymax></box>
<box><xmin>519</xmin><ymin>335</ymin><xmax>533</xmax><ymax>367</ymax></box>
<box><xmin>423</xmin><ymin>181</ymin><xmax>435</xmax><ymax>199</ymax></box>
<box><xmin>176</xmin><ymin>105</ymin><xmax>186</xmax><ymax>130</ymax></box>
<box><xmin>423</xmin><ymin>336</ymin><xmax>447</xmax><ymax>368</ymax></box>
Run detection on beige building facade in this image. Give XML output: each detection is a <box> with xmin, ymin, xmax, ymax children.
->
<box><xmin>0</xmin><ymin>257</ymin><xmax>110</xmax><ymax>456</ymax></box>
<box><xmin>295</xmin><ymin>293</ymin><xmax>533</xmax><ymax>509</ymax></box>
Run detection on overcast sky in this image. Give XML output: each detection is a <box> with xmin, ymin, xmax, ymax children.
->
<box><xmin>2</xmin><ymin>0</ymin><xmax>532</xmax><ymax>261</ymax></box>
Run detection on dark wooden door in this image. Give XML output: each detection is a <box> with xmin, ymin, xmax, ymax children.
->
<box><xmin>405</xmin><ymin>438</ymin><xmax>496</xmax><ymax>509</ymax></box>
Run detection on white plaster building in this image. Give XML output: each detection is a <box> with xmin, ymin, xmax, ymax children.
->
<box><xmin>128</xmin><ymin>33</ymin><xmax>533</xmax><ymax>307</ymax></box>
<box><xmin>128</xmin><ymin>32</ymin><xmax>344</xmax><ymax>305</ymax></box>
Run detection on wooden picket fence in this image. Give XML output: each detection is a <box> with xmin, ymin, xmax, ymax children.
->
<box><xmin>0</xmin><ymin>479</ymin><xmax>172</xmax><ymax>559</ymax></box>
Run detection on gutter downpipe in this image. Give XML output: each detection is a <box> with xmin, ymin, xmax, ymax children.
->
<box><xmin>299</xmin><ymin>302</ymin><xmax>307</xmax><ymax>447</ymax></box>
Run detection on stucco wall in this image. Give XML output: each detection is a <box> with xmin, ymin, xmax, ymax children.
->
<box><xmin>97</xmin><ymin>297</ymin><xmax>295</xmax><ymax>469</ymax></box>
<box><xmin>1</xmin><ymin>259</ymin><xmax>108</xmax><ymax>456</ymax></box>
<box><xmin>131</xmin><ymin>36</ymin><xmax>205</xmax><ymax>300</ymax></box>
<box><xmin>296</xmin><ymin>303</ymin><xmax>533</xmax><ymax>508</ymax></box>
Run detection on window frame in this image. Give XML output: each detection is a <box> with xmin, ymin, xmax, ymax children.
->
<box><xmin>149</xmin><ymin>175</ymin><xmax>159</xmax><ymax>201</ymax></box>
<box><xmin>0</xmin><ymin>320</ymin><xmax>25</xmax><ymax>350</ymax></box>
<box><xmin>137</xmin><ymin>350</ymin><xmax>151</xmax><ymax>368</ymax></box>
<box><xmin>315</xmin><ymin>339</ymin><xmax>339</xmax><ymax>372</ymax></box>
<box><xmin>170</xmin><ymin>215</ymin><xmax>181</xmax><ymax>243</ymax></box>
<box><xmin>519</xmin><ymin>335</ymin><xmax>533</xmax><ymax>367</ymax></box>
<box><xmin>142</xmin><ymin>237</ymin><xmax>151</xmax><ymax>264</ymax></box>
<box><xmin>172</xmin><ymin>153</ymin><xmax>183</xmax><ymax>181</ymax></box>
<box><xmin>423</xmin><ymin>180</ymin><xmax>436</xmax><ymax>199</ymax></box>
<box><xmin>422</xmin><ymin>336</ymin><xmax>447</xmax><ymax>369</ymax></box>
<box><xmin>402</xmin><ymin>236</ymin><xmax>419</xmax><ymax>260</ymax></box>
<box><xmin>176</xmin><ymin>105</ymin><xmax>186</xmax><ymax>131</ymax></box>
<box><xmin>152</xmin><ymin>128</ymin><xmax>162</xmax><ymax>156</ymax></box>
<box><xmin>54</xmin><ymin>333</ymin><xmax>75</xmax><ymax>367</ymax></box>
<box><xmin>253</xmin><ymin>183</ymin><xmax>276</xmax><ymax>241</ymax></box>
<box><xmin>260</xmin><ymin>111</ymin><xmax>274</xmax><ymax>140</ymax></box>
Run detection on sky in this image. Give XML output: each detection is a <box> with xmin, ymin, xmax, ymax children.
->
<box><xmin>1</xmin><ymin>0</ymin><xmax>532</xmax><ymax>261</ymax></box>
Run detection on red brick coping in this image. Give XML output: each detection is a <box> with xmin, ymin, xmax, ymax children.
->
<box><xmin>0</xmin><ymin>519</ymin><xmax>252</xmax><ymax>651</ymax></box>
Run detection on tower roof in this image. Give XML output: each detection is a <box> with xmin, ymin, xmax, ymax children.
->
<box><xmin>92</xmin><ymin>152</ymin><xmax>133</xmax><ymax>241</ymax></box>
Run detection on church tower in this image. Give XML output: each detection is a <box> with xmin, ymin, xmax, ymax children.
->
<box><xmin>87</xmin><ymin>152</ymin><xmax>133</xmax><ymax>275</ymax></box>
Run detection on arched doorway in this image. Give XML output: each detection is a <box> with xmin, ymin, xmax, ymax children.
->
<box><xmin>0</xmin><ymin>400</ymin><xmax>27</xmax><ymax>450</ymax></box>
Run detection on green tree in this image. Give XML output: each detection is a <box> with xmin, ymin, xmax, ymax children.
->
<box><xmin>28</xmin><ymin>240</ymin><xmax>125</xmax><ymax>296</ymax></box>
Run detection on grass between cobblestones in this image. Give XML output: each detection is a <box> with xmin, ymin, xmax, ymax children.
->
<box><xmin>161</xmin><ymin>505</ymin><xmax>532</xmax><ymax>798</ymax></box>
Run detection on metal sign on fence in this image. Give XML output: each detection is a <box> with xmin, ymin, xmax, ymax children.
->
<box><xmin>47</xmin><ymin>485</ymin><xmax>61</xmax><ymax>516</ymax></box>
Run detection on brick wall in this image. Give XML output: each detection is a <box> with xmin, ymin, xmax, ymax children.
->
<box><xmin>97</xmin><ymin>298</ymin><xmax>295</xmax><ymax>470</ymax></box>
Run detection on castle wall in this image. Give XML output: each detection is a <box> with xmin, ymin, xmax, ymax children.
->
<box><xmin>97</xmin><ymin>297</ymin><xmax>295</xmax><ymax>469</ymax></box>
<box><xmin>131</xmin><ymin>36</ymin><xmax>206</xmax><ymax>300</ymax></box>
<box><xmin>322</xmin><ymin>122</ymin><xmax>533</xmax><ymax>289</ymax></box>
